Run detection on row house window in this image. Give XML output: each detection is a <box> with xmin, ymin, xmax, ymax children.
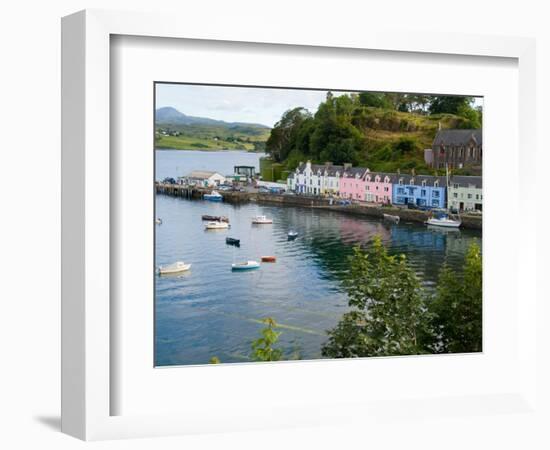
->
<box><xmin>433</xmin><ymin>191</ymin><xmax>440</xmax><ymax>198</ymax></box>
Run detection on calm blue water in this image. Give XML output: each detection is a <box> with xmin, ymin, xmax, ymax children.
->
<box><xmin>155</xmin><ymin>150</ymin><xmax>482</xmax><ymax>366</ymax></box>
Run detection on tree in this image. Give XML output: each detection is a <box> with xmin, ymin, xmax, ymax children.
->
<box><xmin>265</xmin><ymin>107</ymin><xmax>311</xmax><ymax>162</ymax></box>
<box><xmin>322</xmin><ymin>237</ymin><xmax>432</xmax><ymax>358</ymax></box>
<box><xmin>429</xmin><ymin>242</ymin><xmax>482</xmax><ymax>353</ymax></box>
<box><xmin>251</xmin><ymin>317</ymin><xmax>283</xmax><ymax>361</ymax></box>
<box><xmin>428</xmin><ymin>96</ymin><xmax>473</xmax><ymax>115</ymax></box>
<box><xmin>358</xmin><ymin>92</ymin><xmax>392</xmax><ymax>109</ymax></box>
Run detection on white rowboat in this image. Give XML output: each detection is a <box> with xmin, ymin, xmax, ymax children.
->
<box><xmin>252</xmin><ymin>215</ymin><xmax>273</xmax><ymax>224</ymax></box>
<box><xmin>383</xmin><ymin>214</ymin><xmax>400</xmax><ymax>224</ymax></box>
<box><xmin>158</xmin><ymin>261</ymin><xmax>191</xmax><ymax>275</ymax></box>
<box><xmin>205</xmin><ymin>221</ymin><xmax>229</xmax><ymax>230</ymax></box>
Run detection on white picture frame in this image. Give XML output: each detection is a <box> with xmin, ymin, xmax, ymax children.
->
<box><xmin>61</xmin><ymin>9</ymin><xmax>539</xmax><ymax>441</ymax></box>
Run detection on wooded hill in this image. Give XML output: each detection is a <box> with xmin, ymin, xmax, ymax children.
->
<box><xmin>266</xmin><ymin>92</ymin><xmax>482</xmax><ymax>175</ymax></box>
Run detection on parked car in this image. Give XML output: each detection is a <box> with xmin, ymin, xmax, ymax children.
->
<box><xmin>162</xmin><ymin>177</ymin><xmax>176</xmax><ymax>184</ymax></box>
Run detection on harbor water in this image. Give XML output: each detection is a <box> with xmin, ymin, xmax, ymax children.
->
<box><xmin>155</xmin><ymin>150</ymin><xmax>482</xmax><ymax>366</ymax></box>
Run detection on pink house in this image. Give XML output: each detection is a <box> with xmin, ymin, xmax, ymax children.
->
<box><xmin>364</xmin><ymin>170</ymin><xmax>394</xmax><ymax>204</ymax></box>
<box><xmin>339</xmin><ymin>167</ymin><xmax>368</xmax><ymax>201</ymax></box>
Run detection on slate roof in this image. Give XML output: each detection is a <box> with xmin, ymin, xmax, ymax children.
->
<box><xmin>449</xmin><ymin>175</ymin><xmax>482</xmax><ymax>189</ymax></box>
<box><xmin>295</xmin><ymin>162</ymin><xmax>347</xmax><ymax>177</ymax></box>
<box><xmin>395</xmin><ymin>174</ymin><xmax>448</xmax><ymax>187</ymax></box>
<box><xmin>433</xmin><ymin>129</ymin><xmax>482</xmax><ymax>147</ymax></box>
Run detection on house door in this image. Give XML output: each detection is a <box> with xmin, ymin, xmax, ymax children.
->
<box><xmin>460</xmin><ymin>202</ymin><xmax>464</xmax><ymax>210</ymax></box>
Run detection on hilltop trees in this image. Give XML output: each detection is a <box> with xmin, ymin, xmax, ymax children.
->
<box><xmin>265</xmin><ymin>107</ymin><xmax>311</xmax><ymax>162</ymax></box>
<box><xmin>265</xmin><ymin>91</ymin><xmax>482</xmax><ymax>171</ymax></box>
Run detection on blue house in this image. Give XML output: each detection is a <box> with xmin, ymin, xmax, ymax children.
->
<box><xmin>392</xmin><ymin>175</ymin><xmax>447</xmax><ymax>209</ymax></box>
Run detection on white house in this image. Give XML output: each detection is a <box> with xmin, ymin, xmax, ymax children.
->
<box><xmin>448</xmin><ymin>175</ymin><xmax>483</xmax><ymax>212</ymax></box>
<box><xmin>289</xmin><ymin>161</ymin><xmax>345</xmax><ymax>196</ymax></box>
<box><xmin>179</xmin><ymin>170</ymin><xmax>226</xmax><ymax>187</ymax></box>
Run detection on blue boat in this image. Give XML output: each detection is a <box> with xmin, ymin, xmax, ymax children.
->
<box><xmin>231</xmin><ymin>260</ymin><xmax>260</xmax><ymax>271</ymax></box>
<box><xmin>204</xmin><ymin>190</ymin><xmax>223</xmax><ymax>202</ymax></box>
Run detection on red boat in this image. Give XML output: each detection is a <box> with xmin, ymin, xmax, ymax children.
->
<box><xmin>261</xmin><ymin>256</ymin><xmax>277</xmax><ymax>263</ymax></box>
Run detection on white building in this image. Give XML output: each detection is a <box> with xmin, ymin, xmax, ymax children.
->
<box><xmin>448</xmin><ymin>175</ymin><xmax>482</xmax><ymax>212</ymax></box>
<box><xmin>288</xmin><ymin>161</ymin><xmax>345</xmax><ymax>196</ymax></box>
<box><xmin>179</xmin><ymin>170</ymin><xmax>226</xmax><ymax>187</ymax></box>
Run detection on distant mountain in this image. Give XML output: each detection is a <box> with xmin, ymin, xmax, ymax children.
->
<box><xmin>155</xmin><ymin>107</ymin><xmax>269</xmax><ymax>129</ymax></box>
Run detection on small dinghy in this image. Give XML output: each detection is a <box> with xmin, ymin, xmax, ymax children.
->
<box><xmin>202</xmin><ymin>215</ymin><xmax>229</xmax><ymax>223</ymax></box>
<box><xmin>205</xmin><ymin>221</ymin><xmax>230</xmax><ymax>230</ymax></box>
<box><xmin>226</xmin><ymin>237</ymin><xmax>240</xmax><ymax>246</ymax></box>
<box><xmin>287</xmin><ymin>230</ymin><xmax>298</xmax><ymax>239</ymax></box>
<box><xmin>231</xmin><ymin>260</ymin><xmax>260</xmax><ymax>271</ymax></box>
<box><xmin>155</xmin><ymin>218</ymin><xmax>162</xmax><ymax>225</ymax></box>
<box><xmin>251</xmin><ymin>215</ymin><xmax>273</xmax><ymax>224</ymax></box>
<box><xmin>158</xmin><ymin>261</ymin><xmax>191</xmax><ymax>275</ymax></box>
<box><xmin>261</xmin><ymin>256</ymin><xmax>277</xmax><ymax>263</ymax></box>
<box><xmin>383</xmin><ymin>214</ymin><xmax>400</xmax><ymax>224</ymax></box>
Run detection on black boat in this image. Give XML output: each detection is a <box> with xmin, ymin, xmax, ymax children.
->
<box><xmin>202</xmin><ymin>215</ymin><xmax>229</xmax><ymax>223</ymax></box>
<box><xmin>226</xmin><ymin>237</ymin><xmax>240</xmax><ymax>247</ymax></box>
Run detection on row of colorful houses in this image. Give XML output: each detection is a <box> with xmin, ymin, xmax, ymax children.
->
<box><xmin>287</xmin><ymin>161</ymin><xmax>482</xmax><ymax>211</ymax></box>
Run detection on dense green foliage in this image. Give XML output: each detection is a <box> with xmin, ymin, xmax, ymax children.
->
<box><xmin>266</xmin><ymin>92</ymin><xmax>482</xmax><ymax>174</ymax></box>
<box><xmin>251</xmin><ymin>318</ymin><xmax>283</xmax><ymax>362</ymax></box>
<box><xmin>322</xmin><ymin>237</ymin><xmax>482</xmax><ymax>358</ymax></box>
<box><xmin>321</xmin><ymin>237</ymin><xmax>431</xmax><ymax>357</ymax></box>
<box><xmin>430</xmin><ymin>243</ymin><xmax>482</xmax><ymax>353</ymax></box>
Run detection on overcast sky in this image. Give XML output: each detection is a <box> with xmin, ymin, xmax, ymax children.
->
<box><xmin>156</xmin><ymin>83</ymin><xmax>483</xmax><ymax>128</ymax></box>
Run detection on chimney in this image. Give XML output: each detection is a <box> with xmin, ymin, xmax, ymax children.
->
<box><xmin>343</xmin><ymin>163</ymin><xmax>352</xmax><ymax>170</ymax></box>
<box><xmin>397</xmin><ymin>168</ymin><xmax>401</xmax><ymax>175</ymax></box>
<box><xmin>325</xmin><ymin>161</ymin><xmax>333</xmax><ymax>167</ymax></box>
<box><xmin>438</xmin><ymin>121</ymin><xmax>442</xmax><ymax>131</ymax></box>
<box><xmin>411</xmin><ymin>168</ymin><xmax>416</xmax><ymax>176</ymax></box>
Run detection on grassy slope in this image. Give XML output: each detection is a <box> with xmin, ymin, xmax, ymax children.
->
<box><xmin>155</xmin><ymin>123</ymin><xmax>271</xmax><ymax>151</ymax></box>
<box><xmin>283</xmin><ymin>109</ymin><xmax>479</xmax><ymax>176</ymax></box>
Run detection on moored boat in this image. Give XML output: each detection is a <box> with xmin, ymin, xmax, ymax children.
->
<box><xmin>205</xmin><ymin>221</ymin><xmax>230</xmax><ymax>230</ymax></box>
<box><xmin>226</xmin><ymin>237</ymin><xmax>240</xmax><ymax>246</ymax></box>
<box><xmin>261</xmin><ymin>256</ymin><xmax>277</xmax><ymax>263</ymax></box>
<box><xmin>426</xmin><ymin>215</ymin><xmax>461</xmax><ymax>228</ymax></box>
<box><xmin>202</xmin><ymin>214</ymin><xmax>229</xmax><ymax>222</ymax></box>
<box><xmin>158</xmin><ymin>261</ymin><xmax>191</xmax><ymax>275</ymax></box>
<box><xmin>251</xmin><ymin>215</ymin><xmax>273</xmax><ymax>224</ymax></box>
<box><xmin>155</xmin><ymin>218</ymin><xmax>162</xmax><ymax>224</ymax></box>
<box><xmin>231</xmin><ymin>260</ymin><xmax>260</xmax><ymax>271</ymax></box>
<box><xmin>287</xmin><ymin>230</ymin><xmax>298</xmax><ymax>239</ymax></box>
<box><xmin>383</xmin><ymin>214</ymin><xmax>400</xmax><ymax>224</ymax></box>
<box><xmin>203</xmin><ymin>190</ymin><xmax>223</xmax><ymax>202</ymax></box>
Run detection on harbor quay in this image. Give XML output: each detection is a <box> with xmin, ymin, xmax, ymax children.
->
<box><xmin>155</xmin><ymin>183</ymin><xmax>482</xmax><ymax>230</ymax></box>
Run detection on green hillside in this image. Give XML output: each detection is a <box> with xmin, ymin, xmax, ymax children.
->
<box><xmin>155</xmin><ymin>112</ymin><xmax>271</xmax><ymax>151</ymax></box>
<box><xmin>265</xmin><ymin>93</ymin><xmax>482</xmax><ymax>176</ymax></box>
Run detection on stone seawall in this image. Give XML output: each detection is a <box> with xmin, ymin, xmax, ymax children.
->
<box><xmin>156</xmin><ymin>185</ymin><xmax>482</xmax><ymax>231</ymax></box>
<box><xmin>256</xmin><ymin>194</ymin><xmax>482</xmax><ymax>230</ymax></box>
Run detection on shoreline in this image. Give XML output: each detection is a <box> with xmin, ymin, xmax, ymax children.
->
<box><xmin>155</xmin><ymin>183</ymin><xmax>482</xmax><ymax>231</ymax></box>
<box><xmin>155</xmin><ymin>147</ymin><xmax>265</xmax><ymax>154</ymax></box>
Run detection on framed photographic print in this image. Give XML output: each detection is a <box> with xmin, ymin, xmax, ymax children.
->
<box><xmin>62</xmin><ymin>9</ymin><xmax>539</xmax><ymax>441</ymax></box>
